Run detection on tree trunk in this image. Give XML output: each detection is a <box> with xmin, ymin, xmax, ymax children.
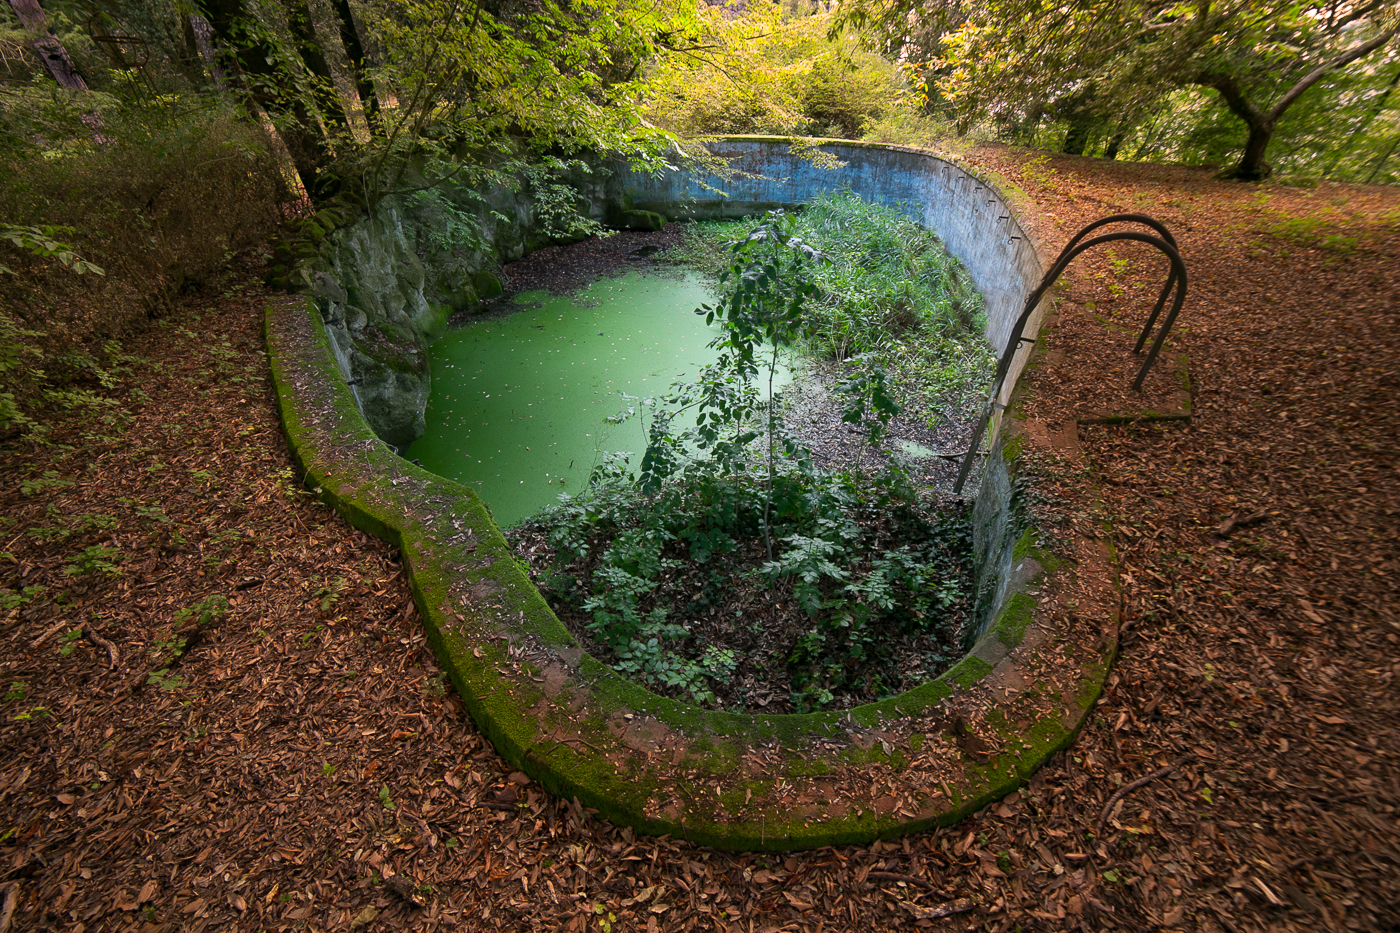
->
<box><xmin>1230</xmin><ymin>120</ymin><xmax>1275</xmax><ymax>180</ymax></box>
<box><xmin>7</xmin><ymin>0</ymin><xmax>89</xmax><ymax>92</ymax></box>
<box><xmin>329</xmin><ymin>0</ymin><xmax>380</xmax><ymax>132</ymax></box>
<box><xmin>1104</xmin><ymin>129</ymin><xmax>1126</xmax><ymax>160</ymax></box>
<box><xmin>1200</xmin><ymin>72</ymin><xmax>1274</xmax><ymax>180</ymax></box>
<box><xmin>202</xmin><ymin>0</ymin><xmax>333</xmax><ymax>197</ymax></box>
<box><xmin>174</xmin><ymin>12</ymin><xmax>210</xmax><ymax>87</ymax></box>
<box><xmin>1205</xmin><ymin>28</ymin><xmax>1397</xmax><ymax>182</ymax></box>
<box><xmin>283</xmin><ymin>0</ymin><xmax>348</xmax><ymax>135</ymax></box>
<box><xmin>1062</xmin><ymin>117</ymin><xmax>1092</xmax><ymax>156</ymax></box>
<box><xmin>188</xmin><ymin>14</ymin><xmax>229</xmax><ymax>90</ymax></box>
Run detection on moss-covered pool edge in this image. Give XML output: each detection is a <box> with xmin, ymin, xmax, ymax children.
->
<box><xmin>265</xmin><ymin>293</ymin><xmax>1118</xmax><ymax>851</ymax></box>
<box><xmin>262</xmin><ymin>138</ymin><xmax>1119</xmax><ymax>850</ymax></box>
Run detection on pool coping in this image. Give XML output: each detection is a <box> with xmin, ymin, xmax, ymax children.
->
<box><xmin>264</xmin><ymin>143</ymin><xmax>1121</xmax><ymax>851</ymax></box>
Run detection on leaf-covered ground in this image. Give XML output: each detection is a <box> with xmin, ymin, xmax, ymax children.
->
<box><xmin>1</xmin><ymin>146</ymin><xmax>1397</xmax><ymax>932</ymax></box>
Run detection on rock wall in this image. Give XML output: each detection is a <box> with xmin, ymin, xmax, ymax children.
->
<box><xmin>309</xmin><ymin>162</ymin><xmax>619</xmax><ymax>447</ymax></box>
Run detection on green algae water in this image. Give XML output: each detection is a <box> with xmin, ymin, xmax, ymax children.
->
<box><xmin>406</xmin><ymin>270</ymin><xmax>787</xmax><ymax>527</ymax></box>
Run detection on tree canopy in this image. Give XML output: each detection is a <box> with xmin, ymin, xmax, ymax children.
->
<box><xmin>841</xmin><ymin>0</ymin><xmax>1400</xmax><ymax>179</ymax></box>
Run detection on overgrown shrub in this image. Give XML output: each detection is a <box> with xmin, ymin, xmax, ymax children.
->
<box><xmin>0</xmin><ymin>88</ymin><xmax>286</xmax><ymax>432</ymax></box>
<box><xmin>1</xmin><ymin>96</ymin><xmax>285</xmax><ymax>332</ymax></box>
<box><xmin>520</xmin><ymin>208</ymin><xmax>982</xmax><ymax>711</ymax></box>
<box><xmin>666</xmin><ymin>192</ymin><xmax>994</xmax><ymax>419</ymax></box>
<box><xmin>525</xmin><ymin>460</ymin><xmax>974</xmax><ymax>711</ymax></box>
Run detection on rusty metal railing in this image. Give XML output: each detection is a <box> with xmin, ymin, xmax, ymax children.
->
<box><xmin>953</xmin><ymin>213</ymin><xmax>1188</xmax><ymax>493</ymax></box>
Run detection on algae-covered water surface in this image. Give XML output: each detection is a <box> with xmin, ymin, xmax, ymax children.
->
<box><xmin>407</xmin><ymin>270</ymin><xmax>787</xmax><ymax>526</ymax></box>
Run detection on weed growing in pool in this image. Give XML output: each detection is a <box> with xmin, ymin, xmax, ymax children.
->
<box><xmin>517</xmin><ymin>213</ymin><xmax>974</xmax><ymax>711</ymax></box>
<box><xmin>522</xmin><ymin>462</ymin><xmax>974</xmax><ymax>711</ymax></box>
<box><xmin>668</xmin><ymin>190</ymin><xmax>994</xmax><ymax>421</ymax></box>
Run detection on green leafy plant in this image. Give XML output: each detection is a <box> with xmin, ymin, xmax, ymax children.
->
<box><xmin>310</xmin><ymin>577</ymin><xmax>348</xmax><ymax>613</ymax></box>
<box><xmin>3</xmin><ymin>681</ymin><xmax>27</xmax><ymax>702</ymax></box>
<box><xmin>59</xmin><ymin>629</ymin><xmax>84</xmax><ymax>656</ymax></box>
<box><xmin>63</xmin><ymin>544</ymin><xmax>123</xmax><ymax>578</ymax></box>
<box><xmin>0</xmin><ymin>585</ymin><xmax>46</xmax><ymax>610</ymax></box>
<box><xmin>20</xmin><ymin>471</ymin><xmax>73</xmax><ymax>497</ymax></box>
<box><xmin>379</xmin><ymin>786</ymin><xmax>396</xmax><ymax>811</ymax></box>
<box><xmin>146</xmin><ymin>669</ymin><xmax>184</xmax><ymax>692</ymax></box>
<box><xmin>175</xmin><ymin>594</ymin><xmax>229</xmax><ymax>629</ymax></box>
<box><xmin>0</xmin><ymin>224</ymin><xmax>105</xmax><ymax>277</ymax></box>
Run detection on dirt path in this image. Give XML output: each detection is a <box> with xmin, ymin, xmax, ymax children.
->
<box><xmin>1</xmin><ymin>146</ymin><xmax>1397</xmax><ymax>932</ymax></box>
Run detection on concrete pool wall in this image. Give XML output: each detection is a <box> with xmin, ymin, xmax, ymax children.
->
<box><xmin>615</xmin><ymin>138</ymin><xmax>1054</xmax><ymax>643</ymax></box>
<box><xmin>267</xmin><ymin>138</ymin><xmax>1118</xmax><ymax>850</ymax></box>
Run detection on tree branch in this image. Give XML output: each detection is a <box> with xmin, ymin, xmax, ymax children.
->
<box><xmin>1198</xmin><ymin>70</ymin><xmax>1268</xmax><ymax>129</ymax></box>
<box><xmin>1268</xmin><ymin>26</ymin><xmax>1399</xmax><ymax>122</ymax></box>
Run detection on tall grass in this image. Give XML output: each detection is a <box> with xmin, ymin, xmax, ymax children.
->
<box><xmin>794</xmin><ymin>190</ymin><xmax>984</xmax><ymax>358</ymax></box>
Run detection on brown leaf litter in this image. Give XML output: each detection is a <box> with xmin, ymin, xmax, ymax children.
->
<box><xmin>2</xmin><ymin>142</ymin><xmax>1398</xmax><ymax>931</ymax></box>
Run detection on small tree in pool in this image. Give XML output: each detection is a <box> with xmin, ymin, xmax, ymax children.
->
<box><xmin>640</xmin><ymin>212</ymin><xmax>825</xmax><ymax>559</ymax></box>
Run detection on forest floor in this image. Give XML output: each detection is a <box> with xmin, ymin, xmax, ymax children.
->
<box><xmin>1</xmin><ymin>144</ymin><xmax>1397</xmax><ymax>932</ymax></box>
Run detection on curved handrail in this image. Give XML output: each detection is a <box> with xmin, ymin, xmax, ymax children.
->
<box><xmin>953</xmin><ymin>216</ymin><xmax>1188</xmax><ymax>493</ymax></box>
<box><xmin>1056</xmin><ymin>213</ymin><xmax>1183</xmax><ymax>357</ymax></box>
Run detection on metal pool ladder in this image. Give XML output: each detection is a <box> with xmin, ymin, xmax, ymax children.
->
<box><xmin>953</xmin><ymin>213</ymin><xmax>1188</xmax><ymax>494</ymax></box>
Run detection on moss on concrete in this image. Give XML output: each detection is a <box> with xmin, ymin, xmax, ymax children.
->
<box><xmin>992</xmin><ymin>592</ymin><xmax>1036</xmax><ymax>648</ymax></box>
<box><xmin>264</xmin><ymin>138</ymin><xmax>1120</xmax><ymax>851</ymax></box>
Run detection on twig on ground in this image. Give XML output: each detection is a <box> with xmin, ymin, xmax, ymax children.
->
<box><xmin>1097</xmin><ymin>753</ymin><xmax>1195</xmax><ymax>835</ymax></box>
<box><xmin>1211</xmin><ymin>510</ymin><xmax>1269</xmax><ymax>539</ymax></box>
<box><xmin>1286</xmin><ymin>854</ymin><xmax>1335</xmax><ymax>871</ymax></box>
<box><xmin>28</xmin><ymin>619</ymin><xmax>71</xmax><ymax>649</ymax></box>
<box><xmin>869</xmin><ymin>871</ymin><xmax>935</xmax><ymax>890</ymax></box>
<box><xmin>900</xmin><ymin>897</ymin><xmax>976</xmax><ymax>920</ymax></box>
<box><xmin>82</xmin><ymin>626</ymin><xmax>119</xmax><ymax>670</ymax></box>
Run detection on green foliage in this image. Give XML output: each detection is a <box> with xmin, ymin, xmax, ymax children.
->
<box><xmin>670</xmin><ymin>195</ymin><xmax>993</xmax><ymax>424</ymax></box>
<box><xmin>149</xmin><ymin>631</ymin><xmax>188</xmax><ymax>666</ymax></box>
<box><xmin>0</xmin><ymin>585</ymin><xmax>44</xmax><ymax>610</ymax></box>
<box><xmin>2</xmin><ymin>681</ymin><xmax>26</xmax><ymax>702</ymax></box>
<box><xmin>0</xmin><ymin>224</ymin><xmax>104</xmax><ymax>277</ymax></box>
<box><xmin>58</xmin><ymin>629</ymin><xmax>83</xmax><ymax>656</ymax></box>
<box><xmin>63</xmin><ymin>544</ymin><xmax>123</xmax><ymax>578</ymax></box>
<box><xmin>311</xmin><ymin>577</ymin><xmax>348</xmax><ymax>612</ymax></box>
<box><xmin>843</xmin><ymin>0</ymin><xmax>1400</xmax><ymax>181</ymax></box>
<box><xmin>534</xmin><ymin>466</ymin><xmax>973</xmax><ymax>710</ymax></box>
<box><xmin>680</xmin><ymin>192</ymin><xmax>986</xmax><ymax>360</ymax></box>
<box><xmin>175</xmin><ymin>594</ymin><xmax>229</xmax><ymax>629</ymax></box>
<box><xmin>355</xmin><ymin>0</ymin><xmax>702</xmax><ymax>199</ymax></box>
<box><xmin>407</xmin><ymin>186</ymin><xmax>488</xmax><ymax>257</ymax></box>
<box><xmin>19</xmin><ymin>471</ymin><xmax>72</xmax><ymax>496</ymax></box>
<box><xmin>146</xmin><ymin>669</ymin><xmax>184</xmax><ymax>692</ymax></box>
<box><xmin>641</xmin><ymin>3</ymin><xmax>903</xmax><ymax>139</ymax></box>
<box><xmin>513</xmin><ymin>158</ymin><xmax>611</xmax><ymax>242</ymax></box>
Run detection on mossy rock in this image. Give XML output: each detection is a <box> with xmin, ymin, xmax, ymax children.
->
<box><xmin>617</xmin><ymin>209</ymin><xmax>667</xmax><ymax>232</ymax></box>
<box><xmin>472</xmin><ymin>271</ymin><xmax>504</xmax><ymax>300</ymax></box>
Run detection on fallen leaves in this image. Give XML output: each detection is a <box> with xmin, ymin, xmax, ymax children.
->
<box><xmin>0</xmin><ymin>148</ymin><xmax>1398</xmax><ymax>933</ymax></box>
